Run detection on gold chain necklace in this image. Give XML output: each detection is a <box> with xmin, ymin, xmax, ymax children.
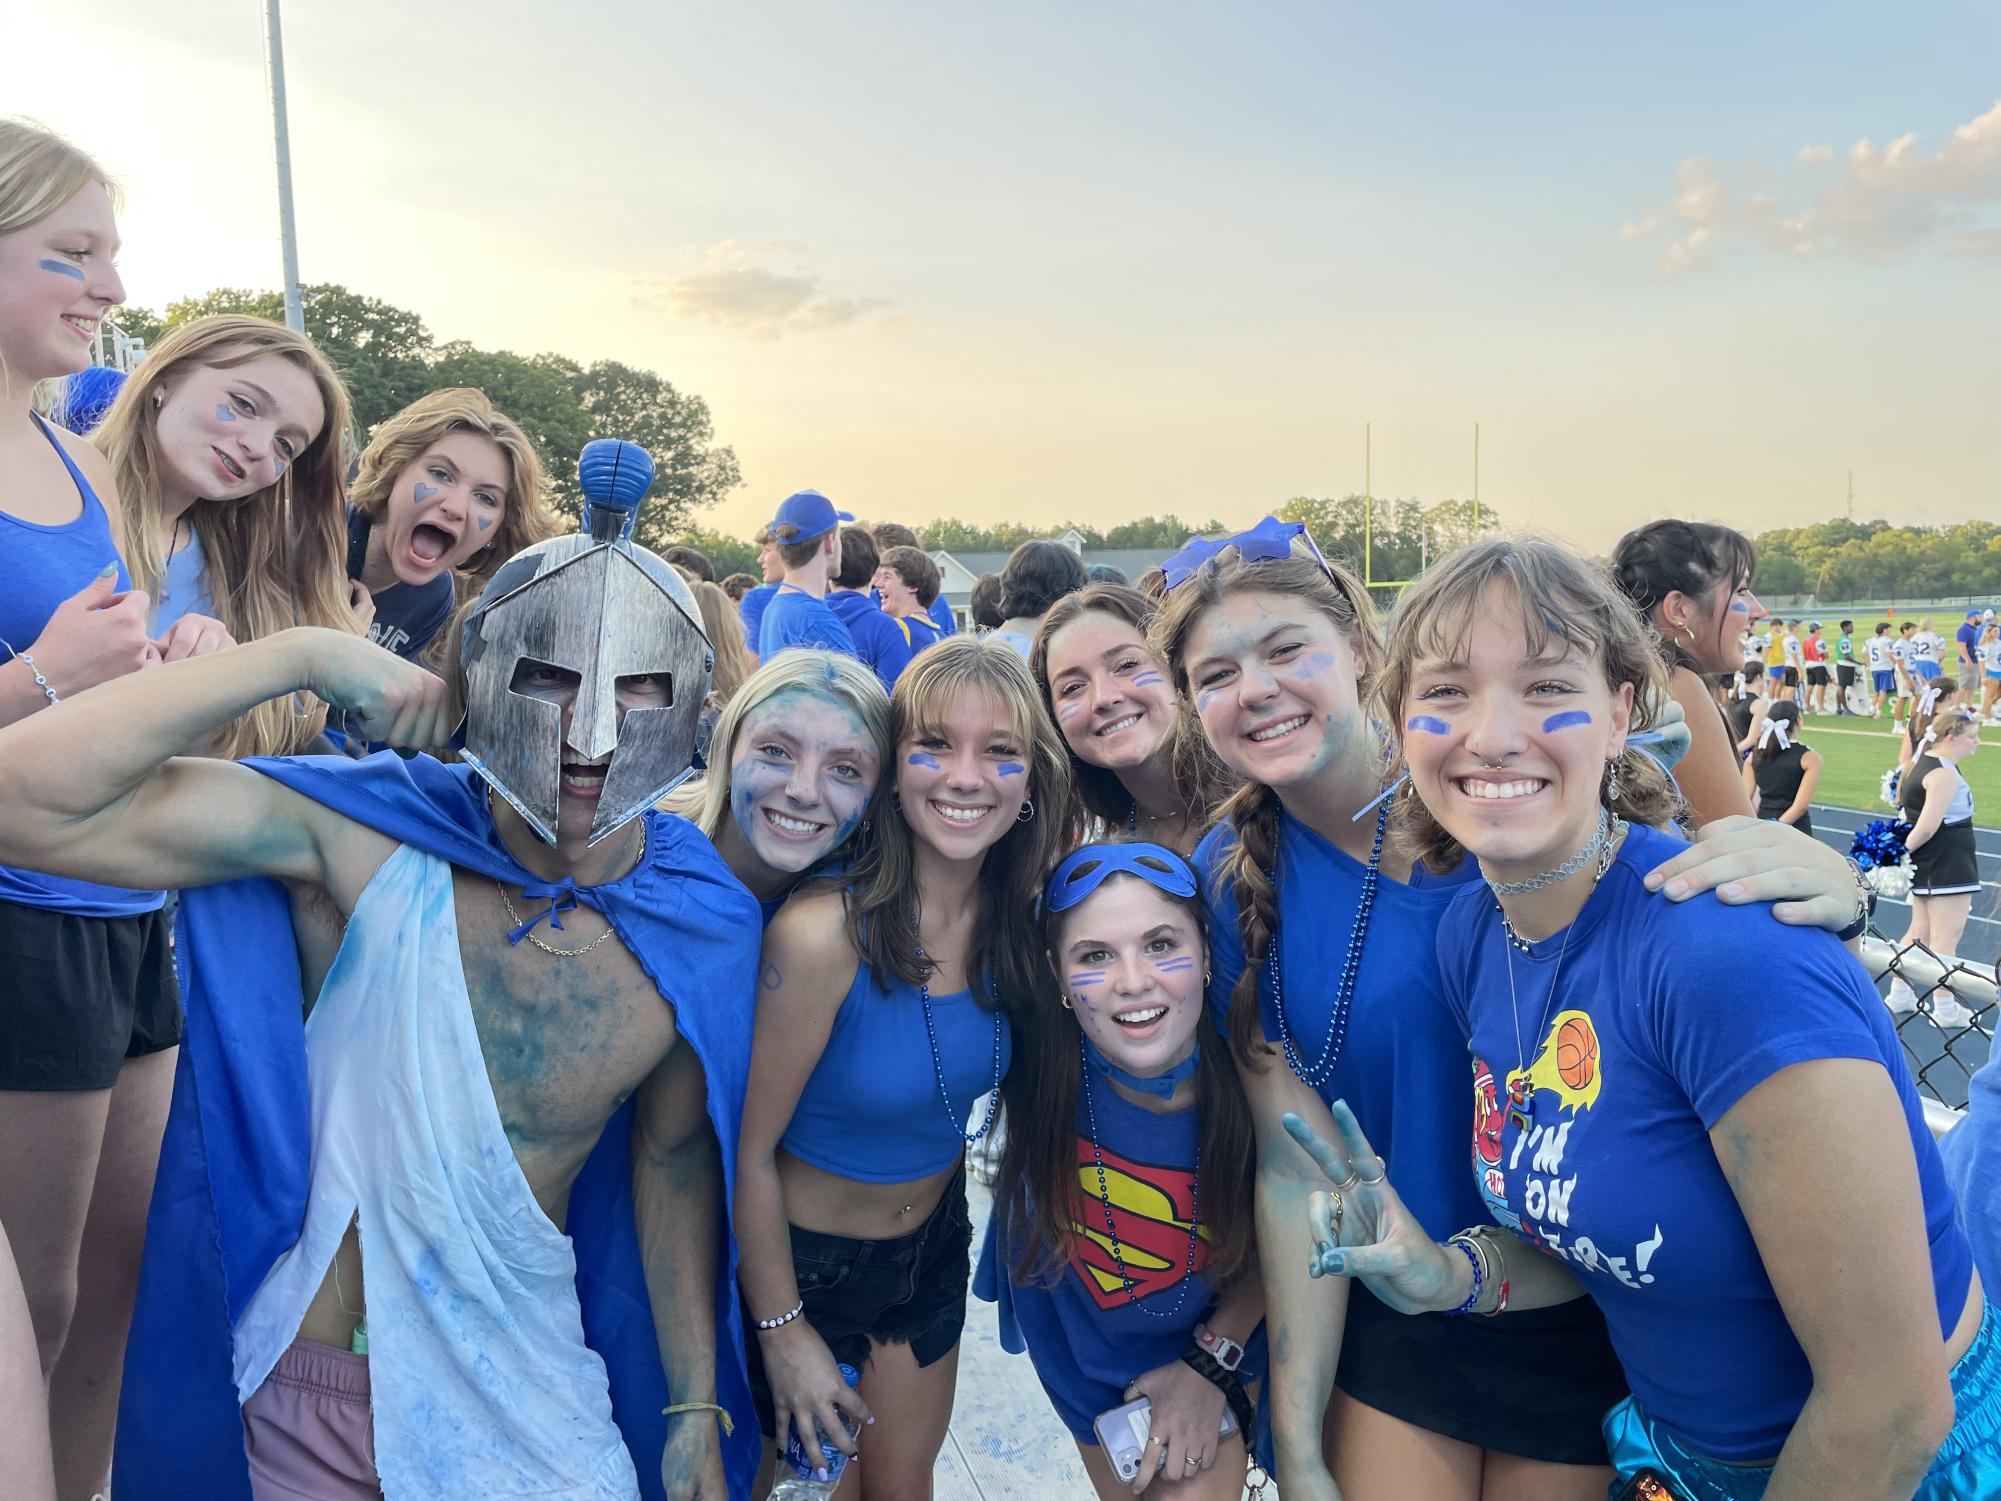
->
<box><xmin>492</xmin><ymin>816</ymin><xmax>645</xmax><ymax>958</ymax></box>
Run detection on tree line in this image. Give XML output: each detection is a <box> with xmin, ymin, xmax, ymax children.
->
<box><xmin>1747</xmin><ymin>519</ymin><xmax>2001</xmax><ymax>602</ymax></box>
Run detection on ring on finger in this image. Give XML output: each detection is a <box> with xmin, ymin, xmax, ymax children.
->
<box><xmin>1355</xmin><ymin>1158</ymin><xmax>1386</xmax><ymax>1184</ymax></box>
<box><xmin>1329</xmin><ymin>1163</ymin><xmax>1361</xmax><ymax>1189</ymax></box>
<box><xmin>1327</xmin><ymin>1187</ymin><xmax>1344</xmax><ymax>1223</ymax></box>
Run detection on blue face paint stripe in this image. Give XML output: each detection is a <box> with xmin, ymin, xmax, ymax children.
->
<box><xmin>1130</xmin><ymin>670</ymin><xmax>1165</xmax><ymax>687</ymax></box>
<box><xmin>38</xmin><ymin>258</ymin><xmax>86</xmax><ymax>282</ymax></box>
<box><xmin>1068</xmin><ymin>971</ymin><xmax>1106</xmax><ymax>987</ymax></box>
<box><xmin>906</xmin><ymin>752</ymin><xmax>941</xmax><ymax>769</ymax></box>
<box><xmin>1728</xmin><ymin>601</ymin><xmax>1751</xmax><ymax>613</ymax></box>
<box><xmin>1153</xmin><ymin>957</ymin><xmax>1196</xmax><ymax>973</ymax></box>
<box><xmin>215</xmin><ymin>403</ymin><xmax>237</xmax><ymax>422</ymax></box>
<box><xmin>1406</xmin><ymin>715</ymin><xmax>1450</xmax><ymax>735</ymax></box>
<box><xmin>1541</xmin><ymin>710</ymin><xmax>1592</xmax><ymax>733</ymax></box>
<box><xmin>997</xmin><ymin>762</ymin><xmax>1024</xmax><ymax>777</ymax></box>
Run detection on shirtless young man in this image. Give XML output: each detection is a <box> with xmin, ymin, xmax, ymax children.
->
<box><xmin>0</xmin><ymin>458</ymin><xmax>758</xmax><ymax>1501</ymax></box>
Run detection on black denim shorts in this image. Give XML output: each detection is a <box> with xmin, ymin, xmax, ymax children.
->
<box><xmin>0</xmin><ymin>899</ymin><xmax>180</xmax><ymax>1091</ymax></box>
<box><xmin>746</xmin><ymin>1171</ymin><xmax>974</xmax><ymax>1436</ymax></box>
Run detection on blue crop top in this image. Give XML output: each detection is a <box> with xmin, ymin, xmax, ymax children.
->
<box><xmin>0</xmin><ymin>415</ymin><xmax>163</xmax><ymax>918</ymax></box>
<box><xmin>781</xmin><ymin>960</ymin><xmax>1013</xmax><ymax>1183</ymax></box>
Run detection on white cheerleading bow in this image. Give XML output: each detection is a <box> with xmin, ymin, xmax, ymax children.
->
<box><xmin>1757</xmin><ymin>716</ymin><xmax>1792</xmax><ymax>751</ymax></box>
<box><xmin>1732</xmin><ymin>672</ymin><xmax>1749</xmax><ymax>700</ymax></box>
<box><xmin>1917</xmin><ymin>684</ymin><xmax>1942</xmax><ymax>717</ymax></box>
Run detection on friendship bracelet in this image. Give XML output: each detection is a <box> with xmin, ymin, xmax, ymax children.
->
<box><xmin>1443</xmin><ymin>1235</ymin><xmax>1485</xmax><ymax>1317</ymax></box>
<box><xmin>753</xmin><ymin>1300</ymin><xmax>804</xmax><ymax>1331</ymax></box>
<box><xmin>662</xmin><ymin>1400</ymin><xmax>735</xmax><ymax>1436</ymax></box>
<box><xmin>11</xmin><ymin>648</ymin><xmax>59</xmax><ymax>707</ymax></box>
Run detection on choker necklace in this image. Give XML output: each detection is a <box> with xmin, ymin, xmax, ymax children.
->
<box><xmin>1079</xmin><ymin>1034</ymin><xmax>1202</xmax><ymax>1316</ymax></box>
<box><xmin>1486</xmin><ymin>805</ymin><xmax>1621</xmax><ymax>897</ymax></box>
<box><xmin>1082</xmin><ymin>1030</ymin><xmax>1197</xmax><ymax>1101</ymax></box>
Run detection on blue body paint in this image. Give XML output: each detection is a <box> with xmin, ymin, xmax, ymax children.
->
<box><xmin>1153</xmin><ymin>956</ymin><xmax>1196</xmax><ymax>974</ymax></box>
<box><xmin>476</xmin><ymin>516</ymin><xmax>492</xmax><ymax>531</ymax></box>
<box><xmin>38</xmin><ymin>258</ymin><xmax>86</xmax><ymax>282</ymax></box>
<box><xmin>996</xmin><ymin>762</ymin><xmax>1024</xmax><ymax>777</ymax></box>
<box><xmin>412</xmin><ymin>482</ymin><xmax>438</xmax><ymax>505</ymax></box>
<box><xmin>1406</xmin><ymin>715</ymin><xmax>1450</xmax><ymax>736</ymax></box>
<box><xmin>1130</xmin><ymin>670</ymin><xmax>1165</xmax><ymax>688</ymax></box>
<box><xmin>1541</xmin><ymin>710</ymin><xmax>1592</xmax><ymax>733</ymax></box>
<box><xmin>215</xmin><ymin>404</ymin><xmax>237</xmax><ymax>422</ymax></box>
<box><xmin>1067</xmin><ymin>970</ymin><xmax>1106</xmax><ymax>988</ymax></box>
<box><xmin>907</xmin><ymin>752</ymin><xmax>941</xmax><ymax>770</ymax></box>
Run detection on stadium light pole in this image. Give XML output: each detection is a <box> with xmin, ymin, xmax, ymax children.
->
<box><xmin>264</xmin><ymin>0</ymin><xmax>304</xmax><ymax>332</ymax></box>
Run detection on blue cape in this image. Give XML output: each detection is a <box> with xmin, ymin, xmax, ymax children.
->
<box><xmin>114</xmin><ymin>752</ymin><xmax>762</xmax><ymax>1500</ymax></box>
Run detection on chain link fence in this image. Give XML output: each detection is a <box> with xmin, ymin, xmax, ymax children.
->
<box><xmin>1861</xmin><ymin>934</ymin><xmax>1995</xmax><ymax>1128</ymax></box>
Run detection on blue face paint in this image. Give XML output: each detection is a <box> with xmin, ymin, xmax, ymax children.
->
<box><xmin>38</xmin><ymin>258</ymin><xmax>86</xmax><ymax>283</ymax></box>
<box><xmin>476</xmin><ymin>516</ymin><xmax>492</xmax><ymax>531</ymax></box>
<box><xmin>1068</xmin><ymin>970</ymin><xmax>1106</xmax><ymax>988</ymax></box>
<box><xmin>997</xmin><ymin>762</ymin><xmax>1024</xmax><ymax>777</ymax></box>
<box><xmin>1196</xmin><ymin>687</ymin><xmax>1222</xmax><ymax>713</ymax></box>
<box><xmin>1057</xmin><ymin>702</ymin><xmax>1082</xmax><ymax>722</ymax></box>
<box><xmin>215</xmin><ymin>403</ymin><xmax>237</xmax><ymax>422</ymax></box>
<box><xmin>1153</xmin><ymin>956</ymin><xmax>1196</xmax><ymax>974</ymax></box>
<box><xmin>412</xmin><ymin>482</ymin><xmax>438</xmax><ymax>505</ymax></box>
<box><xmin>907</xmin><ymin>751</ymin><xmax>941</xmax><ymax>770</ymax></box>
<box><xmin>1728</xmin><ymin>601</ymin><xmax>1751</xmax><ymax>613</ymax></box>
<box><xmin>1542</xmin><ymin>710</ymin><xmax>1592</xmax><ymax>733</ymax></box>
<box><xmin>1406</xmin><ymin>715</ymin><xmax>1450</xmax><ymax>735</ymax></box>
<box><xmin>1130</xmin><ymin>670</ymin><xmax>1165</xmax><ymax>688</ymax></box>
<box><xmin>1302</xmin><ymin>649</ymin><xmax>1338</xmax><ymax>672</ymax></box>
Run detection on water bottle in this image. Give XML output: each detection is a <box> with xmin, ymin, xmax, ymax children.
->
<box><xmin>766</xmin><ymin>1362</ymin><xmax>861</xmax><ymax>1499</ymax></box>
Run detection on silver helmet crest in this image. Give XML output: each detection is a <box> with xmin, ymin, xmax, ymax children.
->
<box><xmin>459</xmin><ymin>441</ymin><xmax>712</xmax><ymax>846</ymax></box>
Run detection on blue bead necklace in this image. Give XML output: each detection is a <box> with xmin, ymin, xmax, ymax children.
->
<box><xmin>1078</xmin><ymin>1033</ymin><xmax>1202</xmax><ymax>1316</ymax></box>
<box><xmin>1266</xmin><ymin>797</ymin><xmax>1388</xmax><ymax>1090</ymax></box>
<box><xmin>916</xmin><ymin>938</ymin><xmax>1005</xmax><ymax>1144</ymax></box>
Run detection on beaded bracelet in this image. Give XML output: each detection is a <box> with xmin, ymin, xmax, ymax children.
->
<box><xmin>753</xmin><ymin>1300</ymin><xmax>804</xmax><ymax>1331</ymax></box>
<box><xmin>12</xmin><ymin>649</ymin><xmax>59</xmax><ymax>707</ymax></box>
<box><xmin>1443</xmin><ymin>1235</ymin><xmax>1485</xmax><ymax>1317</ymax></box>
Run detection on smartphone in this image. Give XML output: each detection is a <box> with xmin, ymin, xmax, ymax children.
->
<box><xmin>1612</xmin><ymin>1469</ymin><xmax>1691</xmax><ymax>1501</ymax></box>
<box><xmin>1092</xmin><ymin>1395</ymin><xmax>1239</xmax><ymax>1483</ymax></box>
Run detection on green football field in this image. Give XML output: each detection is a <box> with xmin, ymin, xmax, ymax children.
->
<box><xmin>1765</xmin><ymin>707</ymin><xmax>2001</xmax><ymax>816</ymax></box>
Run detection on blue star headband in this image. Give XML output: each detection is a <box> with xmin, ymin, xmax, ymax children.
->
<box><xmin>1045</xmin><ymin>841</ymin><xmax>1198</xmax><ymax>914</ymax></box>
<box><xmin>1159</xmin><ymin>515</ymin><xmax>1333</xmax><ymax>592</ymax></box>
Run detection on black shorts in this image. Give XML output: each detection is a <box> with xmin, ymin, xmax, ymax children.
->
<box><xmin>1806</xmin><ymin>665</ymin><xmax>1829</xmax><ymax>685</ymax></box>
<box><xmin>1781</xmin><ymin>666</ymin><xmax>1800</xmax><ymax>686</ymax></box>
<box><xmin>1837</xmin><ymin>663</ymin><xmax>1858</xmax><ymax>684</ymax></box>
<box><xmin>745</xmin><ymin>1172</ymin><xmax>974</xmax><ymax>1436</ymax></box>
<box><xmin>1335</xmin><ymin>1284</ymin><xmax>1627</xmax><ymax>1465</ymax></box>
<box><xmin>0</xmin><ymin>899</ymin><xmax>180</xmax><ymax>1091</ymax></box>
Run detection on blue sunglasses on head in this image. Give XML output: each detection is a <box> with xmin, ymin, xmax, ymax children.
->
<box><xmin>1045</xmin><ymin>841</ymin><xmax>1198</xmax><ymax>913</ymax></box>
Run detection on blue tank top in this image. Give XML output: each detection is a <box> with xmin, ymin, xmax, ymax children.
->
<box><xmin>0</xmin><ymin>416</ymin><xmax>164</xmax><ymax>918</ymax></box>
<box><xmin>781</xmin><ymin>959</ymin><xmax>1013</xmax><ymax>1183</ymax></box>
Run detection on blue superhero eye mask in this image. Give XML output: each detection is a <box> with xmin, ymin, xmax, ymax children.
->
<box><xmin>1045</xmin><ymin>840</ymin><xmax>1197</xmax><ymax>913</ymax></box>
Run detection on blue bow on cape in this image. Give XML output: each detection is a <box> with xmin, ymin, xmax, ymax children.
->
<box><xmin>114</xmin><ymin>752</ymin><xmax>763</xmax><ymax>1500</ymax></box>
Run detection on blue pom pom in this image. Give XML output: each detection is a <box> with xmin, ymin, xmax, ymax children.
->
<box><xmin>1848</xmin><ymin>817</ymin><xmax>1913</xmax><ymax>871</ymax></box>
<box><xmin>577</xmin><ymin>440</ymin><xmax>654</xmax><ymax>512</ymax></box>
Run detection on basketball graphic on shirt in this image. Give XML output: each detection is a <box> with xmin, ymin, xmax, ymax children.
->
<box><xmin>1556</xmin><ymin>1015</ymin><xmax>1597</xmax><ymax>1090</ymax></box>
<box><xmin>1505</xmin><ymin>1009</ymin><xmax>1603</xmax><ymax>1115</ymax></box>
<box><xmin>1067</xmin><ymin>1141</ymin><xmax>1211</xmax><ymax>1309</ymax></box>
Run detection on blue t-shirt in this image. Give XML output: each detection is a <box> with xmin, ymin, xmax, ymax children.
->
<box><xmin>758</xmin><ymin>585</ymin><xmax>857</xmax><ymax>660</ymax></box>
<box><xmin>825</xmin><ymin>589</ymin><xmax>912</xmax><ymax>691</ymax></box>
<box><xmin>974</xmin><ymin>1076</ymin><xmax>1266</xmax><ymax>1441</ymax></box>
<box><xmin>739</xmin><ymin>583</ymin><xmax>777</xmax><ymax>650</ymax></box>
<box><xmin>150</xmin><ymin>531</ymin><xmax>217</xmax><ymax>639</ymax></box>
<box><xmin>1957</xmin><ymin>620</ymin><xmax>1981</xmax><ymax>666</ymax></box>
<box><xmin>927</xmin><ymin>595</ymin><xmax>957</xmax><ymax>638</ymax></box>
<box><xmin>0</xmin><ymin>415</ymin><xmax>163</xmax><ymax>918</ymax></box>
<box><xmin>1196</xmin><ymin>816</ymin><xmax>1485</xmax><ymax>1240</ymax></box>
<box><xmin>1436</xmin><ymin>822</ymin><xmax>1972</xmax><ymax>1462</ymax></box>
<box><xmin>346</xmin><ymin>509</ymin><xmax>454</xmax><ymax>663</ymax></box>
<box><xmin>1941</xmin><ymin>1056</ymin><xmax>2001</xmax><ymax>1305</ymax></box>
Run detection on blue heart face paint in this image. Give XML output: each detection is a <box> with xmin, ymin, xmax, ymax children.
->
<box><xmin>1541</xmin><ymin>711</ymin><xmax>1592</xmax><ymax>733</ymax></box>
<box><xmin>907</xmin><ymin>752</ymin><xmax>941</xmax><ymax>770</ymax></box>
<box><xmin>215</xmin><ymin>403</ymin><xmax>237</xmax><ymax>422</ymax></box>
<box><xmin>39</xmin><ymin>258</ymin><xmax>87</xmax><ymax>283</ymax></box>
<box><xmin>412</xmin><ymin>482</ymin><xmax>438</xmax><ymax>505</ymax></box>
<box><xmin>1406</xmin><ymin>715</ymin><xmax>1450</xmax><ymax>736</ymax></box>
<box><xmin>996</xmin><ymin>762</ymin><xmax>1024</xmax><ymax>777</ymax></box>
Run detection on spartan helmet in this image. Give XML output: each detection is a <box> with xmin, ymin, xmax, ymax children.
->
<box><xmin>459</xmin><ymin>440</ymin><xmax>713</xmax><ymax>846</ymax></box>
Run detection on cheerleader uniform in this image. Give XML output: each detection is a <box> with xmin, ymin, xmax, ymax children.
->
<box><xmin>1198</xmin><ymin>816</ymin><xmax>1626</xmax><ymax>1462</ymax></box>
<box><xmin>974</xmin><ymin>1067</ymin><xmax>1267</xmax><ymax>1444</ymax></box>
<box><xmin>1751</xmin><ymin>742</ymin><xmax>1813</xmax><ymax>837</ymax></box>
<box><xmin>1437</xmin><ymin>822</ymin><xmax>1997</xmax><ymax>1496</ymax></box>
<box><xmin>1902</xmin><ymin>754</ymin><xmax>1980</xmax><ymax>897</ymax></box>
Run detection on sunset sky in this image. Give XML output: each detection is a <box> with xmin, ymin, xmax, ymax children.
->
<box><xmin>8</xmin><ymin>1</ymin><xmax>1999</xmax><ymax>547</ymax></box>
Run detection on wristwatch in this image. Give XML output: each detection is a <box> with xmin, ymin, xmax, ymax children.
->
<box><xmin>1191</xmin><ymin>1321</ymin><xmax>1244</xmax><ymax>1372</ymax></box>
<box><xmin>1836</xmin><ymin>855</ymin><xmax>1875</xmax><ymax>943</ymax></box>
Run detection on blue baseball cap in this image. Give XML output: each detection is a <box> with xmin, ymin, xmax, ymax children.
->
<box><xmin>768</xmin><ymin>489</ymin><xmax>853</xmax><ymax>544</ymax></box>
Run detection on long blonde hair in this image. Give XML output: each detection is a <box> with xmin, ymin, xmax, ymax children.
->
<box><xmin>693</xmin><ymin>580</ymin><xmax>759</xmax><ymax>708</ymax></box>
<box><xmin>1</xmin><ymin>120</ymin><xmax>116</xmax><ymax>401</ymax></box>
<box><xmin>663</xmin><ymin>650</ymin><xmax>891</xmax><ymax>840</ymax></box>
<box><xmin>95</xmin><ymin>316</ymin><xmax>357</xmax><ymax>757</ymax></box>
<box><xmin>350</xmin><ymin>387</ymin><xmax>558</xmax><ymax>591</ymax></box>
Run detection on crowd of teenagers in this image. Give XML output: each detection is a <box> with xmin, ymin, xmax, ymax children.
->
<box><xmin>4</xmin><ymin>117</ymin><xmax>2001</xmax><ymax>1501</ymax></box>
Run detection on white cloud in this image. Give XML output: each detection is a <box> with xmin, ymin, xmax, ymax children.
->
<box><xmin>1627</xmin><ymin>99</ymin><xmax>2001</xmax><ymax>270</ymax></box>
<box><xmin>630</xmin><ymin>242</ymin><xmax>890</xmax><ymax>339</ymax></box>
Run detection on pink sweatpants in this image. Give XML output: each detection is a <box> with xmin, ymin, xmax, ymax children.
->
<box><xmin>240</xmin><ymin>1338</ymin><xmax>382</xmax><ymax>1500</ymax></box>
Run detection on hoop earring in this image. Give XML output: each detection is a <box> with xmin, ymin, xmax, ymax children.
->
<box><xmin>1017</xmin><ymin>798</ymin><xmax>1035</xmax><ymax>823</ymax></box>
<box><xmin>1677</xmin><ymin>624</ymin><xmax>1696</xmax><ymax>652</ymax></box>
<box><xmin>1059</xmin><ymin>993</ymin><xmax>1072</xmax><ymax>1010</ymax></box>
<box><xmin>1604</xmin><ymin>758</ymin><xmax>1622</xmax><ymax>806</ymax></box>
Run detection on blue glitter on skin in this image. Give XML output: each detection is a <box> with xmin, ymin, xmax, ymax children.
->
<box><xmin>412</xmin><ymin>482</ymin><xmax>438</xmax><ymax>505</ymax></box>
<box><xmin>215</xmin><ymin>404</ymin><xmax>237</xmax><ymax>422</ymax></box>
<box><xmin>907</xmin><ymin>752</ymin><xmax>941</xmax><ymax>770</ymax></box>
<box><xmin>1154</xmin><ymin>956</ymin><xmax>1196</xmax><ymax>973</ymax></box>
<box><xmin>997</xmin><ymin>762</ymin><xmax>1024</xmax><ymax>777</ymax></box>
<box><xmin>1131</xmin><ymin>670</ymin><xmax>1165</xmax><ymax>688</ymax></box>
<box><xmin>38</xmin><ymin>258</ymin><xmax>86</xmax><ymax>282</ymax></box>
<box><xmin>1068</xmin><ymin>971</ymin><xmax>1106</xmax><ymax>988</ymax></box>
<box><xmin>1542</xmin><ymin>710</ymin><xmax>1592</xmax><ymax>732</ymax></box>
<box><xmin>1406</xmin><ymin>715</ymin><xmax>1450</xmax><ymax>735</ymax></box>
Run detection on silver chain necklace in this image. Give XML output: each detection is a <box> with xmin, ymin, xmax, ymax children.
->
<box><xmin>1486</xmin><ymin>805</ymin><xmax>1619</xmax><ymax>897</ymax></box>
